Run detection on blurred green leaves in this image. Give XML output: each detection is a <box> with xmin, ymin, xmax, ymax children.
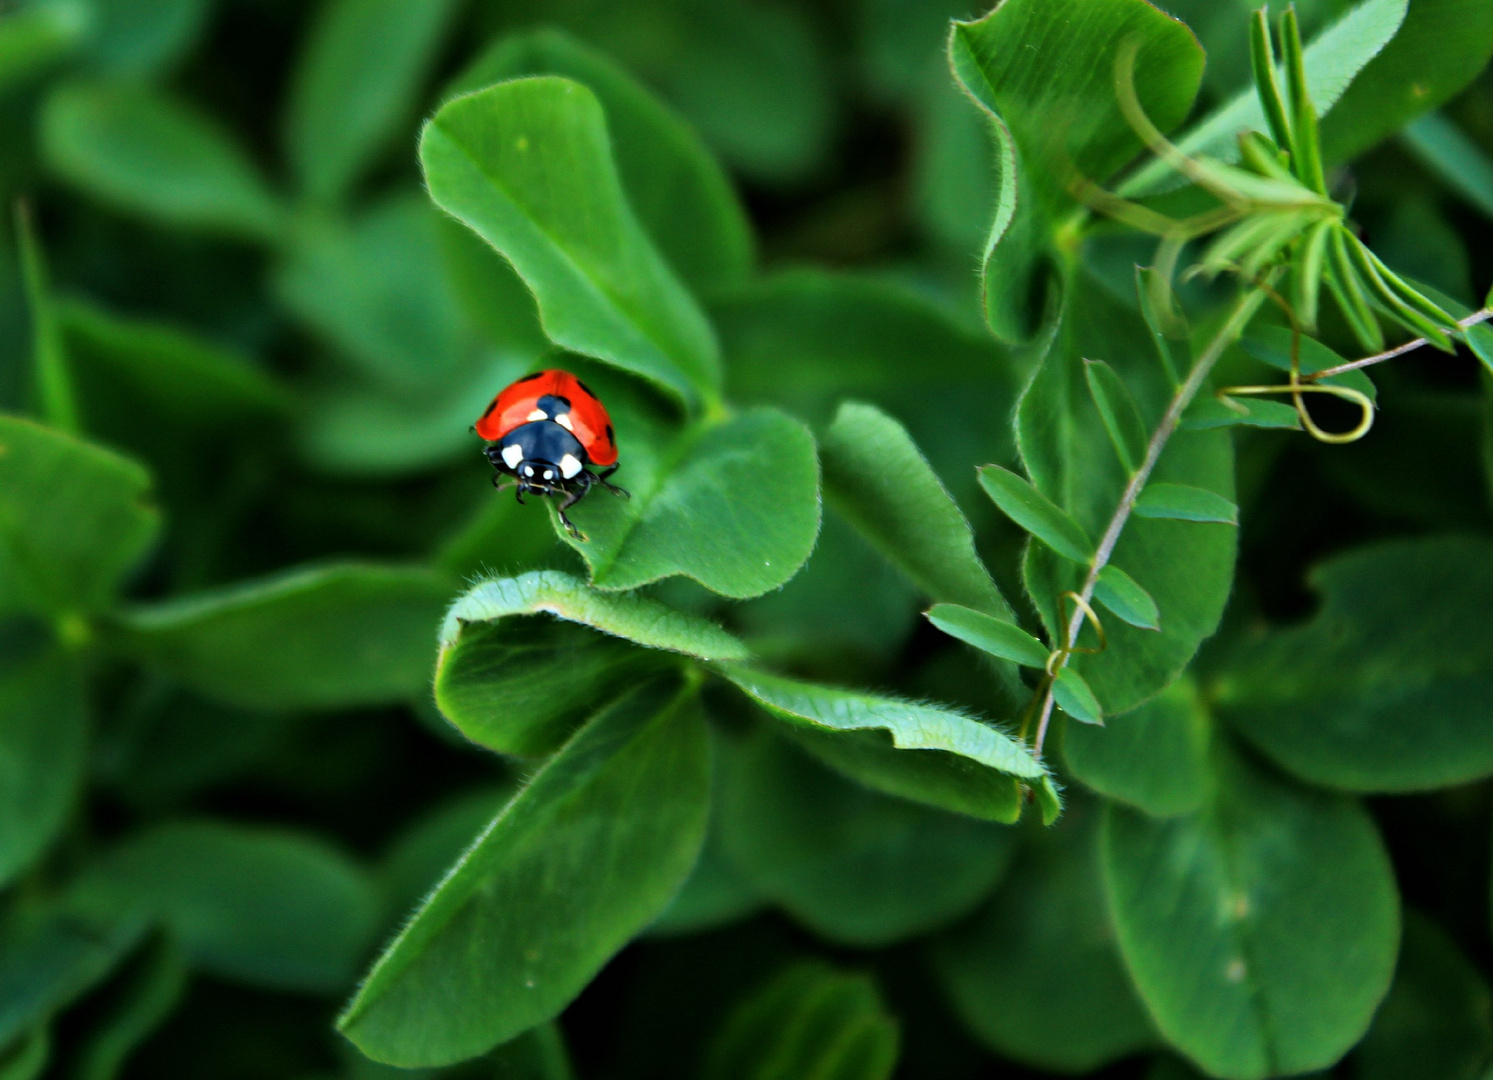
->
<box><xmin>112</xmin><ymin>563</ymin><xmax>448</xmax><ymax>710</ymax></box>
<box><xmin>0</xmin><ymin>415</ymin><xmax>158</xmax><ymax>619</ymax></box>
<box><xmin>0</xmin><ymin>649</ymin><xmax>85</xmax><ymax>887</ymax></box>
<box><xmin>703</xmin><ymin>960</ymin><xmax>899</xmax><ymax>1080</ymax></box>
<box><xmin>42</xmin><ymin>81</ymin><xmax>283</xmax><ymax>241</ymax></box>
<box><xmin>69</xmin><ymin>820</ymin><xmax>379</xmax><ymax>992</ymax></box>
<box><xmin>284</xmin><ymin>0</ymin><xmax>460</xmax><ymax>205</ymax></box>
<box><xmin>1215</xmin><ymin>536</ymin><xmax>1493</xmax><ymax>792</ymax></box>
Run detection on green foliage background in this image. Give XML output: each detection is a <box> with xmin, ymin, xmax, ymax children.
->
<box><xmin>3</xmin><ymin>0</ymin><xmax>1493</xmax><ymax>1077</ymax></box>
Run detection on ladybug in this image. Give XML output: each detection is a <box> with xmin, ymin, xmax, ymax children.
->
<box><xmin>474</xmin><ymin>369</ymin><xmax>629</xmax><ymax>538</ymax></box>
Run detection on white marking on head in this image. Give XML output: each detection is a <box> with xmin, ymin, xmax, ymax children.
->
<box><xmin>527</xmin><ymin>408</ymin><xmax>548</xmax><ymax>422</ymax></box>
<box><xmin>554</xmin><ymin>413</ymin><xmax>575</xmax><ymax>432</ymax></box>
<box><xmin>559</xmin><ymin>453</ymin><xmax>582</xmax><ymax>479</ymax></box>
<box><xmin>501</xmin><ymin>444</ymin><xmax>524</xmax><ymax>469</ymax></box>
<box><xmin>522</xmin><ymin>464</ymin><xmax>535</xmax><ymax>477</ymax></box>
<box><xmin>543</xmin><ymin>468</ymin><xmax>555</xmax><ymax>481</ymax></box>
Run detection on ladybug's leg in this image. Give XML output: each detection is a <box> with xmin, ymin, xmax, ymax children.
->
<box><xmin>593</xmin><ymin>464</ymin><xmax>630</xmax><ymax>499</ymax></box>
<box><xmin>554</xmin><ymin>482</ymin><xmax>589</xmax><ymax>541</ymax></box>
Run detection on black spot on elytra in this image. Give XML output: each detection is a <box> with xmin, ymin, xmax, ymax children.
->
<box><xmin>575</xmin><ymin>378</ymin><xmax>596</xmax><ymax>398</ymax></box>
<box><xmin>605</xmin><ymin>423</ymin><xmax>614</xmax><ymax>445</ymax></box>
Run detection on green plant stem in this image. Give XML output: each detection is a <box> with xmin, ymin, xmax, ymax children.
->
<box><xmin>1306</xmin><ymin>307</ymin><xmax>1493</xmax><ymax>380</ymax></box>
<box><xmin>1031</xmin><ymin>284</ymin><xmax>1271</xmax><ymax>759</ymax></box>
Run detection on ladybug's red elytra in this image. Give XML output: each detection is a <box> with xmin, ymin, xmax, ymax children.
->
<box><xmin>474</xmin><ymin>369</ymin><xmax>629</xmax><ymax>538</ymax></box>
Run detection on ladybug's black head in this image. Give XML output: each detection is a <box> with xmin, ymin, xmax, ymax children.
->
<box><xmin>489</xmin><ymin>419</ymin><xmax>588</xmax><ymax>486</ymax></box>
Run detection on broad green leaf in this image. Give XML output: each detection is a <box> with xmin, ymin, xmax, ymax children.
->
<box><xmin>111</xmin><ymin>563</ymin><xmax>448</xmax><ymax>711</ymax></box>
<box><xmin>0</xmin><ymin>648</ymin><xmax>85</xmax><ymax>887</ymax></box>
<box><xmin>937</xmin><ymin>807</ymin><xmax>1157</xmax><ymax>1072</ymax></box>
<box><xmin>1215</xmin><ymin>536</ymin><xmax>1493</xmax><ymax>792</ymax></box>
<box><xmin>1063</xmin><ymin>678</ymin><xmax>1210</xmax><ymax>817</ymax></box>
<box><xmin>561</xmin><ymin>407</ymin><xmax>820</xmax><ymax>600</ymax></box>
<box><xmin>1402</xmin><ymin>112</ymin><xmax>1493</xmax><ymax>220</ymax></box>
<box><xmin>1355</xmin><ymin>911</ymin><xmax>1493</xmax><ymax>1080</ymax></box>
<box><xmin>434</xmin><ymin>570</ymin><xmax>746</xmax><ymax>755</ymax></box>
<box><xmin>41</xmin><ymin>81</ymin><xmax>282</xmax><ymax>241</ymax></box>
<box><xmin>1134</xmin><ymin>482</ymin><xmax>1240</xmax><ymax>524</ymax></box>
<box><xmin>1019</xmin><ymin>273</ymin><xmax>1237</xmax><ymax>714</ymax></box>
<box><xmin>926</xmin><ymin>603</ymin><xmax>1049</xmax><ymax>669</ymax></box>
<box><xmin>0</xmin><ymin>906</ymin><xmax>145</xmax><ymax>1049</ymax></box>
<box><xmin>977</xmin><ymin>464</ymin><xmax>1092</xmax><ymax>564</ymax></box>
<box><xmin>0</xmin><ymin>1</ymin><xmax>87</xmax><ymax>96</ymax></box>
<box><xmin>950</xmin><ymin>0</ymin><xmax>1204</xmax><ymax>336</ymax></box>
<box><xmin>420</xmin><ymin>77</ymin><xmax>721</xmax><ymax>407</ymax></box>
<box><xmin>446</xmin><ymin>28</ymin><xmax>753</xmax><ymax>296</ymax></box>
<box><xmin>82</xmin><ymin>0</ymin><xmax>210</xmax><ymax>77</ymax></box>
<box><xmin>61</xmin><ymin>300</ymin><xmax>291</xmax><ymax>431</ymax></box>
<box><xmin>719</xmin><ymin>727</ymin><xmax>1013</xmax><ymax>946</ymax></box>
<box><xmin>0</xmin><ymin>415</ymin><xmax>159</xmax><ymax>618</ymax></box>
<box><xmin>283</xmin><ymin>0</ymin><xmax>460</xmax><ymax>203</ymax></box>
<box><xmin>1121</xmin><ymin>0</ymin><xmax>1410</xmax><ymax>196</ymax></box>
<box><xmin>951</xmin><ymin>0</ymin><xmax>1204</xmax><ymax>192</ymax></box>
<box><xmin>822</xmin><ymin>403</ymin><xmax>1010</xmax><ymax>618</ymax></box>
<box><xmin>1053</xmin><ymin>667</ymin><xmax>1102</xmax><ymax>725</ymax></box>
<box><xmin>1084</xmin><ymin>359</ymin><xmax>1149</xmax><ymax>472</ymax></box>
<box><xmin>718</xmin><ymin>665</ymin><xmax>1048</xmax><ymax>823</ymax></box>
<box><xmin>1320</xmin><ymin>0</ymin><xmax>1493</xmax><ymax>165</ymax></box>
<box><xmin>339</xmin><ymin>679</ymin><xmax>711</xmax><ymax>1067</ymax></box>
<box><xmin>713</xmin><ymin>269</ymin><xmax>1020</xmax><ymax>500</ymax></box>
<box><xmin>1102</xmin><ymin>740</ymin><xmax>1399</xmax><ymax>1079</ymax></box>
<box><xmin>703</xmin><ymin>960</ymin><xmax>899</xmax><ymax>1080</ymax></box>
<box><xmin>69</xmin><ymin>820</ymin><xmax>378</xmax><ymax>992</ymax></box>
<box><xmin>379</xmin><ymin>786</ymin><xmax>515</xmax><ymax>923</ymax></box>
<box><xmin>1093</xmin><ymin>565</ymin><xmax>1160</xmax><ymax>630</ymax></box>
